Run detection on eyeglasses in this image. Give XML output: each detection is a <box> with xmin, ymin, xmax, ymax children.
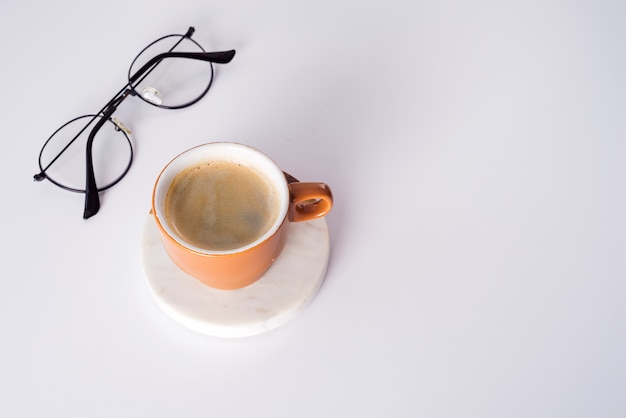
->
<box><xmin>33</xmin><ymin>27</ymin><xmax>236</xmax><ymax>219</ymax></box>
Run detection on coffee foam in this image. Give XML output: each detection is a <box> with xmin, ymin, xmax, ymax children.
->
<box><xmin>164</xmin><ymin>161</ymin><xmax>280</xmax><ymax>251</ymax></box>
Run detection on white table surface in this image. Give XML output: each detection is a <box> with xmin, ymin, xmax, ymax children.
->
<box><xmin>2</xmin><ymin>1</ymin><xmax>625</xmax><ymax>417</ymax></box>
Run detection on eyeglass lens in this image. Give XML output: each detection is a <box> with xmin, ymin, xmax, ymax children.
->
<box><xmin>38</xmin><ymin>115</ymin><xmax>133</xmax><ymax>193</ymax></box>
<box><xmin>129</xmin><ymin>34</ymin><xmax>213</xmax><ymax>109</ymax></box>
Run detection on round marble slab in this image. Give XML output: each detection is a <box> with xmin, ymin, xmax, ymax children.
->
<box><xmin>140</xmin><ymin>213</ymin><xmax>330</xmax><ymax>338</ymax></box>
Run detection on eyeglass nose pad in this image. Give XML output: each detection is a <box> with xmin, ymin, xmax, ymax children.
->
<box><xmin>141</xmin><ymin>87</ymin><xmax>163</xmax><ymax>105</ymax></box>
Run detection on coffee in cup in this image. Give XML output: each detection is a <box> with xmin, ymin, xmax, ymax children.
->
<box><xmin>164</xmin><ymin>160</ymin><xmax>280</xmax><ymax>251</ymax></box>
<box><xmin>152</xmin><ymin>142</ymin><xmax>333</xmax><ymax>289</ymax></box>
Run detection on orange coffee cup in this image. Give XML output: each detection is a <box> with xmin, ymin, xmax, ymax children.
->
<box><xmin>151</xmin><ymin>142</ymin><xmax>333</xmax><ymax>290</ymax></box>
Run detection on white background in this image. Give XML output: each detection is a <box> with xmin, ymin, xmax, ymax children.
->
<box><xmin>1</xmin><ymin>0</ymin><xmax>625</xmax><ymax>417</ymax></box>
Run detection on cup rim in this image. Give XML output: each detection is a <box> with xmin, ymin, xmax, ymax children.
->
<box><xmin>151</xmin><ymin>142</ymin><xmax>289</xmax><ymax>255</ymax></box>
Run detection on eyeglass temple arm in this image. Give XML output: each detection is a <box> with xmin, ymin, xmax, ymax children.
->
<box><xmin>128</xmin><ymin>50</ymin><xmax>236</xmax><ymax>84</ymax></box>
<box><xmin>83</xmin><ymin>104</ymin><xmax>119</xmax><ymax>219</ymax></box>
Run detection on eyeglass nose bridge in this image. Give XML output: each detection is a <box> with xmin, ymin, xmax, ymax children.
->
<box><xmin>112</xmin><ymin>117</ymin><xmax>132</xmax><ymax>135</ymax></box>
<box><xmin>140</xmin><ymin>86</ymin><xmax>164</xmax><ymax>105</ymax></box>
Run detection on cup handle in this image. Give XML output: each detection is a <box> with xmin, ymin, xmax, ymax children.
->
<box><xmin>288</xmin><ymin>182</ymin><xmax>333</xmax><ymax>222</ymax></box>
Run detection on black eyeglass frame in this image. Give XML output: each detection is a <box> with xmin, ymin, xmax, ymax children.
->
<box><xmin>34</xmin><ymin>27</ymin><xmax>236</xmax><ymax>219</ymax></box>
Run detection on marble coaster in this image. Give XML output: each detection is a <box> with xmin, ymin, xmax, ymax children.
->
<box><xmin>140</xmin><ymin>214</ymin><xmax>330</xmax><ymax>338</ymax></box>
